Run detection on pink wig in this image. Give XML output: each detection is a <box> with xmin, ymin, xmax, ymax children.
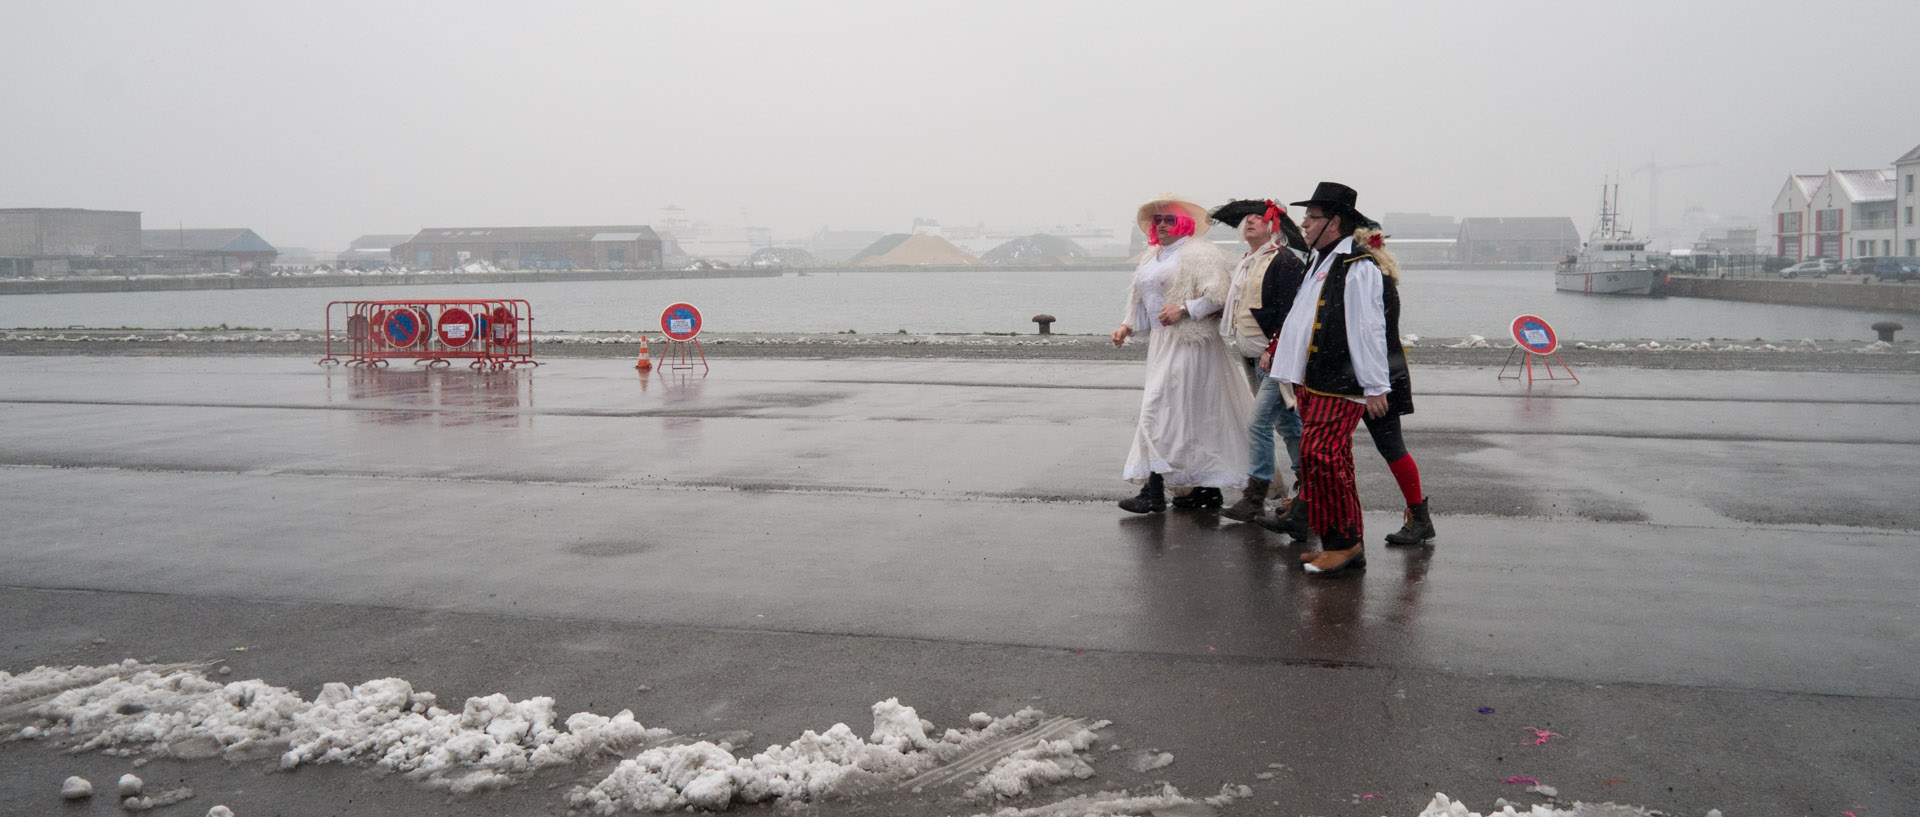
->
<box><xmin>1147</xmin><ymin>211</ymin><xmax>1197</xmax><ymax>246</ymax></box>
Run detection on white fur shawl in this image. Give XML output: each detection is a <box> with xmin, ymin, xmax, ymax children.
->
<box><xmin>1121</xmin><ymin>237</ymin><xmax>1234</xmax><ymax>344</ymax></box>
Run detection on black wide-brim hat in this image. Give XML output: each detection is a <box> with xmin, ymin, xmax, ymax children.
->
<box><xmin>1211</xmin><ymin>199</ymin><xmax>1276</xmax><ymax>227</ymax></box>
<box><xmin>1291</xmin><ymin>181</ymin><xmax>1369</xmax><ymax>225</ymax></box>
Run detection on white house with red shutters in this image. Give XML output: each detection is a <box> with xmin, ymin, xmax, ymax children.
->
<box><xmin>1773</xmin><ymin>142</ymin><xmax>1918</xmax><ymax>261</ymax></box>
<box><xmin>1769</xmin><ymin>174</ymin><xmax>1826</xmax><ymax>260</ymax></box>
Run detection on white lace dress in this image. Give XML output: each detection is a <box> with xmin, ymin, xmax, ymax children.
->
<box><xmin>1123</xmin><ymin>242</ymin><xmax>1252</xmax><ymax>490</ymax></box>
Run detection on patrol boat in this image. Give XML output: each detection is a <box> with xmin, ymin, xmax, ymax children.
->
<box><xmin>1556</xmin><ymin>184</ymin><xmax>1663</xmax><ymax>295</ymax></box>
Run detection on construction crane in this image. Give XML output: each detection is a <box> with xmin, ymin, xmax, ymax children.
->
<box><xmin>1630</xmin><ymin>156</ymin><xmax>1715</xmax><ymax>241</ymax></box>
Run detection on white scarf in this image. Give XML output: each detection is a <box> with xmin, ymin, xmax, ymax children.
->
<box><xmin>1219</xmin><ymin>238</ymin><xmax>1279</xmax><ymax>342</ymax></box>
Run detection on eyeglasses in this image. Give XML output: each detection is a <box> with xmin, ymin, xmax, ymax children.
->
<box><xmin>1150</xmin><ymin>215</ymin><xmax>1183</xmax><ymax>225</ymax></box>
<box><xmin>1300</xmin><ymin>214</ymin><xmax>1328</xmax><ymax>223</ymax></box>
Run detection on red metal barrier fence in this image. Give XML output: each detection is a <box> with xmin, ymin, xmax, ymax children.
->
<box><xmin>318</xmin><ymin>299</ymin><xmax>539</xmax><ymax>369</ymax></box>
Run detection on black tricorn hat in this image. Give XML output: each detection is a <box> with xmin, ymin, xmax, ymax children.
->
<box><xmin>1291</xmin><ymin>181</ymin><xmax>1369</xmax><ymax>225</ymax></box>
<box><xmin>1211</xmin><ymin>199</ymin><xmax>1275</xmax><ymax>227</ymax></box>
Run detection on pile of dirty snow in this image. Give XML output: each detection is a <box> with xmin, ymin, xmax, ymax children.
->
<box><xmin>1417</xmin><ymin>792</ymin><xmax>1681</xmax><ymax>817</ymax></box>
<box><xmin>5</xmin><ymin>661</ymin><xmax>1114</xmax><ymax>813</ymax></box>
<box><xmin>6</xmin><ymin>660</ymin><xmax>667</xmax><ymax>793</ymax></box>
<box><xmin>0</xmin><ymin>331</ymin><xmax>311</xmax><ymax>343</ymax></box>
<box><xmin>980</xmin><ymin>235</ymin><xmax>1088</xmax><ymax>265</ymax></box>
<box><xmin>570</xmin><ymin>703</ymin><xmax>1108</xmax><ymax>813</ymax></box>
<box><xmin>6</xmin><ymin>662</ymin><xmax>1711</xmax><ymax>817</ymax></box>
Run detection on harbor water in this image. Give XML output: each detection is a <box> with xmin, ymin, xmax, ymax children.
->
<box><xmin>0</xmin><ymin>268</ymin><xmax>1904</xmax><ymax>343</ymax></box>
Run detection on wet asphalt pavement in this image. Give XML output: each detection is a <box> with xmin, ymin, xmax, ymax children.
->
<box><xmin>1</xmin><ymin>355</ymin><xmax>1915</xmax><ymax>817</ymax></box>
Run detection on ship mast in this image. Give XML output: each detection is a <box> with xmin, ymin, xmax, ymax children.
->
<box><xmin>1592</xmin><ymin>183</ymin><xmax>1615</xmax><ymax>243</ymax></box>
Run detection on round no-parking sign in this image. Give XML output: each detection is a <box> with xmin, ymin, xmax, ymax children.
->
<box><xmin>661</xmin><ymin>302</ymin><xmax>702</xmax><ymax>341</ymax></box>
<box><xmin>437</xmin><ymin>307</ymin><xmax>475</xmax><ymax>347</ymax></box>
<box><xmin>487</xmin><ymin>305</ymin><xmax>518</xmax><ymax>347</ymax></box>
<box><xmin>384</xmin><ymin>307</ymin><xmax>427</xmax><ymax>347</ymax></box>
<box><xmin>1510</xmin><ymin>314</ymin><xmax>1558</xmax><ymax>355</ymax></box>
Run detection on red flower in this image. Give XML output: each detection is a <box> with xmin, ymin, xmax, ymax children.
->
<box><xmin>1368</xmin><ymin>233</ymin><xmax>1384</xmax><ymax>249</ymax></box>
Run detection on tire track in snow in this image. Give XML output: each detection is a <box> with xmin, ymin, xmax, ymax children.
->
<box><xmin>897</xmin><ymin>715</ymin><xmax>1091</xmax><ymax>792</ymax></box>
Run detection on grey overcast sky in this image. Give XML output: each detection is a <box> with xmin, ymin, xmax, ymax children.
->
<box><xmin>3</xmin><ymin>0</ymin><xmax>1916</xmax><ymax>250</ymax></box>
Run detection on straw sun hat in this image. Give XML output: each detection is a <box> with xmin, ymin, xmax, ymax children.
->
<box><xmin>1134</xmin><ymin>193</ymin><xmax>1212</xmax><ymax>238</ymax></box>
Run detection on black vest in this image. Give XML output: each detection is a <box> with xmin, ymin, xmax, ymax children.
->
<box><xmin>1248</xmin><ymin>247</ymin><xmax>1307</xmax><ymax>340</ymax></box>
<box><xmin>1302</xmin><ymin>247</ymin><xmax>1414</xmax><ymax>416</ymax></box>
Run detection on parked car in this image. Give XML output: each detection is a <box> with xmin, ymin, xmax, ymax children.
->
<box><xmin>1780</xmin><ymin>258</ymin><xmax>1839</xmax><ymax>278</ymax></box>
<box><xmin>1868</xmin><ymin>257</ymin><xmax>1920</xmax><ymax>282</ymax></box>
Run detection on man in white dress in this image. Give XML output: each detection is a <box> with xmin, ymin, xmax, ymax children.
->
<box><xmin>1111</xmin><ymin>194</ymin><xmax>1252</xmax><ymax>514</ymax></box>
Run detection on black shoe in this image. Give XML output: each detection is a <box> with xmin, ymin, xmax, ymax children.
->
<box><xmin>1255</xmin><ymin>496</ymin><xmax>1310</xmax><ymax>540</ymax></box>
<box><xmin>1118</xmin><ymin>474</ymin><xmax>1166</xmax><ymax>514</ymax></box>
<box><xmin>1171</xmin><ymin>486</ymin><xmax>1223</xmax><ymax>510</ymax></box>
<box><xmin>1384</xmin><ymin>497</ymin><xmax>1436</xmax><ymax>546</ymax></box>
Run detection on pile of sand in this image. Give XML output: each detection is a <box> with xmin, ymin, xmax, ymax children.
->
<box><xmin>850</xmin><ymin>233</ymin><xmax>978</xmax><ymax>267</ymax></box>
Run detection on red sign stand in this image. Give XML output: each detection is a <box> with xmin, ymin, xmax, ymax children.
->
<box><xmin>1498</xmin><ymin>314</ymin><xmax>1578</xmax><ymax>387</ymax></box>
<box><xmin>319</xmin><ymin>299</ymin><xmax>538</xmax><ymax>370</ymax></box>
<box><xmin>658</xmin><ymin>302</ymin><xmax>709</xmax><ymax>373</ymax></box>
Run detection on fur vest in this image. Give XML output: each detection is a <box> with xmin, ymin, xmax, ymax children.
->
<box><xmin>1121</xmin><ymin>237</ymin><xmax>1233</xmax><ymax>345</ymax></box>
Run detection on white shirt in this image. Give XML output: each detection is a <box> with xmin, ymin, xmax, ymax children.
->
<box><xmin>1268</xmin><ymin>236</ymin><xmax>1390</xmax><ymax>402</ymax></box>
<box><xmin>1127</xmin><ymin>237</ymin><xmax>1221</xmax><ymax>334</ymax></box>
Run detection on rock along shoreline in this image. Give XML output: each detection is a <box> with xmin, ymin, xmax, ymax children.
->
<box><xmin>3</xmin><ymin>329</ymin><xmax>1918</xmax><ymax>372</ymax></box>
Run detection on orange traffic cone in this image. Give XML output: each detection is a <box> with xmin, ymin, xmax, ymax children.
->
<box><xmin>634</xmin><ymin>334</ymin><xmax>653</xmax><ymax>371</ymax></box>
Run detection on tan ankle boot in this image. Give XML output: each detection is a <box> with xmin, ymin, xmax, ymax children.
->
<box><xmin>1304</xmin><ymin>543</ymin><xmax>1365</xmax><ymax>576</ymax></box>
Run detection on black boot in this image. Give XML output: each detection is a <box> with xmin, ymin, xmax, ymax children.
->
<box><xmin>1171</xmin><ymin>486</ymin><xmax>1223</xmax><ymax>510</ymax></box>
<box><xmin>1255</xmin><ymin>494</ymin><xmax>1310</xmax><ymax>540</ymax></box>
<box><xmin>1221</xmin><ymin>478</ymin><xmax>1270</xmax><ymax>522</ymax></box>
<box><xmin>1118</xmin><ymin>474</ymin><xmax>1166</xmax><ymax>514</ymax></box>
<box><xmin>1383</xmin><ymin>497</ymin><xmax>1436</xmax><ymax>546</ymax></box>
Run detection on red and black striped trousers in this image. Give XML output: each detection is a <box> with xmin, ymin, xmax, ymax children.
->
<box><xmin>1297</xmin><ymin>389</ymin><xmax>1366</xmax><ymax>541</ymax></box>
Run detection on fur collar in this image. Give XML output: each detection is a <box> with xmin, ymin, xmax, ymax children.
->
<box><xmin>1124</xmin><ymin>238</ymin><xmax>1234</xmax><ymax>344</ymax></box>
<box><xmin>1348</xmin><ymin>227</ymin><xmax>1400</xmax><ymax>282</ymax></box>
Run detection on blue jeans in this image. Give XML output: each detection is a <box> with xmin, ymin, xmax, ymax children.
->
<box><xmin>1247</xmin><ymin>363</ymin><xmax>1303</xmax><ymax>483</ymax></box>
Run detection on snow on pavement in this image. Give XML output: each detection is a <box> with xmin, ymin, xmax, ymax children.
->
<box><xmin>4</xmin><ymin>660</ymin><xmax>1688</xmax><ymax>816</ymax></box>
<box><xmin>1415</xmin><ymin>793</ymin><xmax>1672</xmax><ymax>817</ymax></box>
<box><xmin>4</xmin><ymin>660</ymin><xmax>1117</xmax><ymax>813</ymax></box>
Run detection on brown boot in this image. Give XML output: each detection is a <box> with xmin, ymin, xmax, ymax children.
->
<box><xmin>1304</xmin><ymin>534</ymin><xmax>1365</xmax><ymax>576</ymax></box>
<box><xmin>1220</xmin><ymin>477</ymin><xmax>1270</xmax><ymax>522</ymax></box>
<box><xmin>1304</xmin><ymin>545</ymin><xmax>1365</xmax><ymax>575</ymax></box>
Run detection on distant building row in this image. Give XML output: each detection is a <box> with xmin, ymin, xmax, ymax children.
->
<box><xmin>5</xmin><ymin>207</ymin><xmax>1592</xmax><ymax>277</ymax></box>
<box><xmin>1362</xmin><ymin>213</ymin><xmax>1579</xmax><ymax>264</ymax></box>
<box><xmin>0</xmin><ymin>209</ymin><xmax>276</xmax><ymax>277</ymax></box>
<box><xmin>388</xmin><ymin>226</ymin><xmax>664</xmax><ymax>271</ymax></box>
<box><xmin>1771</xmin><ymin>141</ymin><xmax>1920</xmax><ymax>261</ymax></box>
<box><xmin>0</xmin><ymin>210</ymin><xmax>676</xmax><ymax>277</ymax></box>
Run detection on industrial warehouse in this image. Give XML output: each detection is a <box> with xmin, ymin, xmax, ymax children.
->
<box><xmin>1</xmin><ymin>210</ymin><xmax>672</xmax><ymax>278</ymax></box>
<box><xmin>0</xmin><ymin>208</ymin><xmax>278</xmax><ymax>277</ymax></box>
<box><xmin>389</xmin><ymin>225</ymin><xmax>664</xmax><ymax>271</ymax></box>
